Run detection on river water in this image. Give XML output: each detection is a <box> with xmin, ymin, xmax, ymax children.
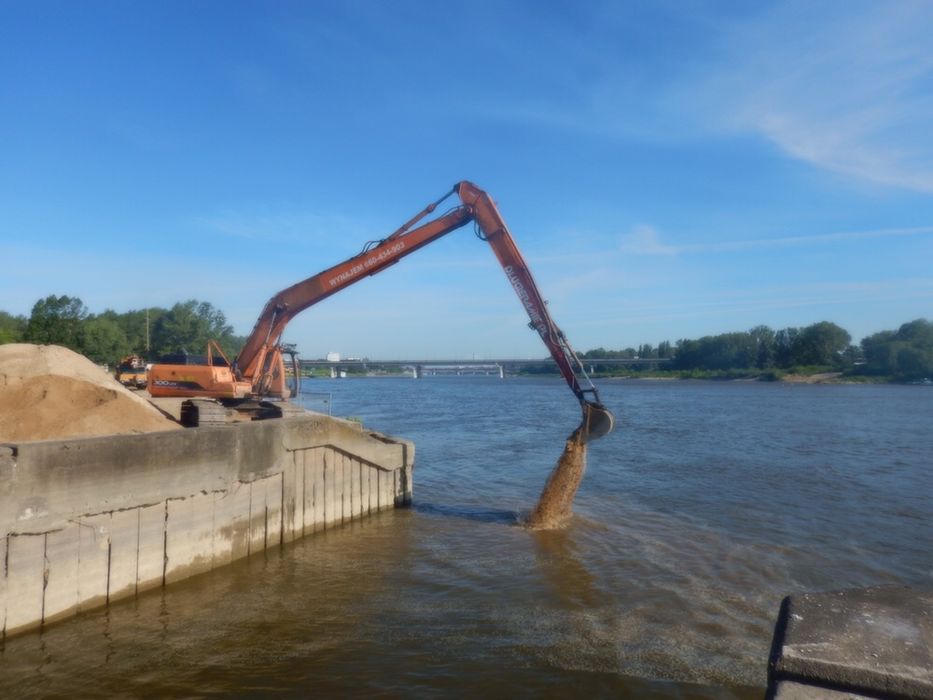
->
<box><xmin>2</xmin><ymin>378</ymin><xmax>931</xmax><ymax>698</ymax></box>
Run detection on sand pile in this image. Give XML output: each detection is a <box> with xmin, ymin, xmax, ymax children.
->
<box><xmin>0</xmin><ymin>344</ymin><xmax>180</xmax><ymax>443</ymax></box>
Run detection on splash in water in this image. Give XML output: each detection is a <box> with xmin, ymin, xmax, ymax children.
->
<box><xmin>526</xmin><ymin>425</ymin><xmax>588</xmax><ymax>530</ymax></box>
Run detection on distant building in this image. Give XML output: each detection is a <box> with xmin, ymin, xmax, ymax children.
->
<box><xmin>326</xmin><ymin>352</ymin><xmax>341</xmax><ymax>363</ymax></box>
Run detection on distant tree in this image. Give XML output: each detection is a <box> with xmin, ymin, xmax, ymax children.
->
<box><xmin>80</xmin><ymin>317</ymin><xmax>129</xmax><ymax>365</ymax></box>
<box><xmin>673</xmin><ymin>332</ymin><xmax>756</xmax><ymax>370</ymax></box>
<box><xmin>840</xmin><ymin>344</ymin><xmax>863</xmax><ymax>367</ymax></box>
<box><xmin>773</xmin><ymin>327</ymin><xmax>799</xmax><ymax>368</ymax></box>
<box><xmin>791</xmin><ymin>321</ymin><xmax>851</xmax><ymax>367</ymax></box>
<box><xmin>748</xmin><ymin>325</ymin><xmax>775</xmax><ymax>369</ymax></box>
<box><xmin>861</xmin><ymin>319</ymin><xmax>933</xmax><ymax>378</ymax></box>
<box><xmin>0</xmin><ymin>311</ymin><xmax>27</xmax><ymax>344</ymax></box>
<box><xmin>23</xmin><ymin>295</ymin><xmax>88</xmax><ymax>349</ymax></box>
<box><xmin>99</xmin><ymin>307</ymin><xmax>167</xmax><ymax>357</ymax></box>
<box><xmin>151</xmin><ymin>300</ymin><xmax>240</xmax><ymax>359</ymax></box>
<box><xmin>638</xmin><ymin>344</ymin><xmax>656</xmax><ymax>359</ymax></box>
<box><xmin>897</xmin><ymin>318</ymin><xmax>933</xmax><ymax>346</ymax></box>
<box><xmin>657</xmin><ymin>340</ymin><xmax>672</xmax><ymax>359</ymax></box>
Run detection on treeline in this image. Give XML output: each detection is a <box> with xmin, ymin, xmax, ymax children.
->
<box><xmin>582</xmin><ymin>319</ymin><xmax>933</xmax><ymax>380</ymax></box>
<box><xmin>2</xmin><ymin>296</ymin><xmax>930</xmax><ymax>381</ymax></box>
<box><xmin>0</xmin><ymin>295</ymin><xmax>245</xmax><ymax>365</ymax></box>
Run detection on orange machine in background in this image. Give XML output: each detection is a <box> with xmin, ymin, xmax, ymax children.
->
<box><xmin>115</xmin><ymin>355</ymin><xmax>148</xmax><ymax>389</ymax></box>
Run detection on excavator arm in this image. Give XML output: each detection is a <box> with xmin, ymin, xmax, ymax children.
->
<box><xmin>233</xmin><ymin>181</ymin><xmax>613</xmax><ymax>439</ymax></box>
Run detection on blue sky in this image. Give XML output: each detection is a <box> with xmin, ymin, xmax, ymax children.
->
<box><xmin>1</xmin><ymin>1</ymin><xmax>931</xmax><ymax>359</ymax></box>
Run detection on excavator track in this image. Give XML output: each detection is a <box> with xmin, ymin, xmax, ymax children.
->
<box><xmin>180</xmin><ymin>398</ymin><xmax>308</xmax><ymax>427</ymax></box>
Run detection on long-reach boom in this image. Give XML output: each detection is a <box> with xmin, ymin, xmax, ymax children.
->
<box><xmin>150</xmin><ymin>182</ymin><xmax>614</xmax><ymax>439</ymax></box>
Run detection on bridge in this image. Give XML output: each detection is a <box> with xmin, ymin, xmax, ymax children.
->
<box><xmin>298</xmin><ymin>357</ymin><xmax>670</xmax><ymax>379</ymax></box>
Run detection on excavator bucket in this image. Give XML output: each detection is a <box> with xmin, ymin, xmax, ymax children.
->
<box><xmin>581</xmin><ymin>401</ymin><xmax>615</xmax><ymax>442</ymax></box>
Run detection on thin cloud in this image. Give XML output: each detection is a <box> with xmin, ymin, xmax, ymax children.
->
<box><xmin>467</xmin><ymin>3</ymin><xmax>933</xmax><ymax>193</ymax></box>
<box><xmin>193</xmin><ymin>209</ymin><xmax>376</xmax><ymax>245</ymax></box>
<box><xmin>619</xmin><ymin>225</ymin><xmax>933</xmax><ymax>256</ymax></box>
<box><xmin>619</xmin><ymin>225</ymin><xmax>679</xmax><ymax>255</ymax></box>
<box><xmin>701</xmin><ymin>1</ymin><xmax>933</xmax><ymax>192</ymax></box>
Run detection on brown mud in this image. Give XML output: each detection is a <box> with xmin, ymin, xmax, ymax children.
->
<box><xmin>526</xmin><ymin>425</ymin><xmax>588</xmax><ymax>530</ymax></box>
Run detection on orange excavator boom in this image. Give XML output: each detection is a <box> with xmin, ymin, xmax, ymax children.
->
<box><xmin>152</xmin><ymin>181</ymin><xmax>614</xmax><ymax>438</ymax></box>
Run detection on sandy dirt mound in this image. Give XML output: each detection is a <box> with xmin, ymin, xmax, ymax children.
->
<box><xmin>0</xmin><ymin>344</ymin><xmax>180</xmax><ymax>443</ymax></box>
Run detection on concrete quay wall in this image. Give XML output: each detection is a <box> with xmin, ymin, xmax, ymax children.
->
<box><xmin>0</xmin><ymin>414</ymin><xmax>414</xmax><ymax>637</ymax></box>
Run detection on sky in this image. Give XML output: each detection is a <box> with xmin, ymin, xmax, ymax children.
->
<box><xmin>1</xmin><ymin>0</ymin><xmax>931</xmax><ymax>359</ymax></box>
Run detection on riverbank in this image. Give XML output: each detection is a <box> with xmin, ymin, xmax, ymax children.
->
<box><xmin>589</xmin><ymin>370</ymin><xmax>926</xmax><ymax>385</ymax></box>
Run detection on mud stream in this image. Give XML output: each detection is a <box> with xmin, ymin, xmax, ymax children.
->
<box><xmin>527</xmin><ymin>426</ymin><xmax>588</xmax><ymax>529</ymax></box>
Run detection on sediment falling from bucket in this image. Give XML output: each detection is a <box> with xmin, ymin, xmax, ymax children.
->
<box><xmin>526</xmin><ymin>426</ymin><xmax>587</xmax><ymax>530</ymax></box>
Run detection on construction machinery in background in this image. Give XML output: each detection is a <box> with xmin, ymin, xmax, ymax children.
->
<box><xmin>149</xmin><ymin>181</ymin><xmax>614</xmax><ymax>439</ymax></box>
<box><xmin>115</xmin><ymin>355</ymin><xmax>148</xmax><ymax>389</ymax></box>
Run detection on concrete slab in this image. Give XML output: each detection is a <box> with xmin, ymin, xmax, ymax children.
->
<box><xmin>264</xmin><ymin>472</ymin><xmax>283</xmax><ymax>548</ymax></box>
<box><xmin>1</xmin><ymin>414</ymin><xmax>414</xmax><ymax>637</ymax></box>
<box><xmin>165</xmin><ymin>493</ymin><xmax>214</xmax><ymax>584</ymax></box>
<box><xmin>305</xmin><ymin>448</ymin><xmax>325</xmax><ymax>533</ymax></box>
<box><xmin>146</xmin><ymin>396</ymin><xmax>185</xmax><ymax>422</ymax></box>
<box><xmin>350</xmin><ymin>457</ymin><xmax>361</xmax><ymax>519</ymax></box>
<box><xmin>77</xmin><ymin>513</ymin><xmax>110</xmax><ymax>611</ymax></box>
<box><xmin>281</xmin><ymin>450</ymin><xmax>302</xmax><ymax>544</ymax></box>
<box><xmin>43</xmin><ymin>524</ymin><xmax>80</xmax><ymax>624</ymax></box>
<box><xmin>768</xmin><ymin>586</ymin><xmax>933</xmax><ymax>699</ymax></box>
<box><xmin>246</xmin><ymin>478</ymin><xmax>270</xmax><ymax>554</ymax></box>
<box><xmin>0</xmin><ymin>536</ymin><xmax>6</xmax><ymax>632</ymax></box>
<box><xmin>378</xmin><ymin>469</ymin><xmax>393</xmax><ymax>511</ymax></box>
<box><xmin>774</xmin><ymin>680</ymin><xmax>876</xmax><ymax>699</ymax></box>
<box><xmin>136</xmin><ymin>503</ymin><xmax>165</xmax><ymax>592</ymax></box>
<box><xmin>323</xmin><ymin>449</ymin><xmax>339</xmax><ymax>528</ymax></box>
<box><xmin>340</xmin><ymin>453</ymin><xmax>351</xmax><ymax>523</ymax></box>
<box><xmin>361</xmin><ymin>461</ymin><xmax>372</xmax><ymax>517</ymax></box>
<box><xmin>213</xmin><ymin>483</ymin><xmax>250</xmax><ymax>566</ymax></box>
<box><xmin>109</xmin><ymin>508</ymin><xmax>140</xmax><ymax>601</ymax></box>
<box><xmin>5</xmin><ymin>534</ymin><xmax>45</xmax><ymax>634</ymax></box>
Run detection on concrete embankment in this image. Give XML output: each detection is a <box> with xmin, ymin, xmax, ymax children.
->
<box><xmin>0</xmin><ymin>414</ymin><xmax>413</xmax><ymax>637</ymax></box>
<box><xmin>768</xmin><ymin>586</ymin><xmax>932</xmax><ymax>699</ymax></box>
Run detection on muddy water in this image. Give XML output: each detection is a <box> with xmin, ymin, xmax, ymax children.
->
<box><xmin>2</xmin><ymin>378</ymin><xmax>930</xmax><ymax>698</ymax></box>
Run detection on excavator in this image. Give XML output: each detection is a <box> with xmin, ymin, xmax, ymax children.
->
<box><xmin>149</xmin><ymin>181</ymin><xmax>614</xmax><ymax>440</ymax></box>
